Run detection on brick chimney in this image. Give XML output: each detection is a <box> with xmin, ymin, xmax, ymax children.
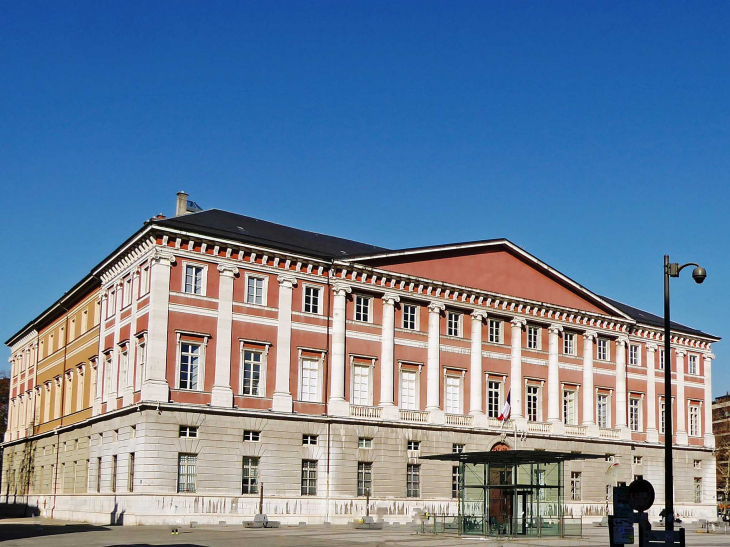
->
<box><xmin>176</xmin><ymin>191</ymin><xmax>189</xmax><ymax>216</ymax></box>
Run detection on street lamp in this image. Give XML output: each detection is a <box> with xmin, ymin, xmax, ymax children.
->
<box><xmin>663</xmin><ymin>255</ymin><xmax>706</xmax><ymax>535</ymax></box>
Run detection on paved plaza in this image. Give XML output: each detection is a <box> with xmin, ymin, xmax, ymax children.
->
<box><xmin>1</xmin><ymin>518</ymin><xmax>730</xmax><ymax>547</ymax></box>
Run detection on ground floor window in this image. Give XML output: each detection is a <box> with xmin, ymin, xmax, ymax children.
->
<box><xmin>301</xmin><ymin>460</ymin><xmax>317</xmax><ymax>496</ymax></box>
<box><xmin>407</xmin><ymin>464</ymin><xmax>420</xmax><ymax>498</ymax></box>
<box><xmin>357</xmin><ymin>462</ymin><xmax>372</xmax><ymax>497</ymax></box>
<box><xmin>694</xmin><ymin>477</ymin><xmax>702</xmax><ymax>503</ymax></box>
<box><xmin>242</xmin><ymin>457</ymin><xmax>259</xmax><ymax>494</ymax></box>
<box><xmin>178</xmin><ymin>453</ymin><xmax>197</xmax><ymax>493</ymax></box>
<box><xmin>570</xmin><ymin>471</ymin><xmax>581</xmax><ymax>501</ymax></box>
<box><xmin>452</xmin><ymin>466</ymin><xmax>461</xmax><ymax>499</ymax></box>
<box><xmin>111</xmin><ymin>455</ymin><xmax>117</xmax><ymax>493</ymax></box>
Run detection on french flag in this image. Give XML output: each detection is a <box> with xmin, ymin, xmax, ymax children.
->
<box><xmin>498</xmin><ymin>391</ymin><xmax>511</xmax><ymax>421</ymax></box>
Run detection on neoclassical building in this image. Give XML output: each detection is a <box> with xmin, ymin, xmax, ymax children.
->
<box><xmin>2</xmin><ymin>195</ymin><xmax>720</xmax><ymax>524</ymax></box>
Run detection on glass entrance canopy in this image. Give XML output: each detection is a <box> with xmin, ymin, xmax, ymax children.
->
<box><xmin>421</xmin><ymin>449</ymin><xmax>605</xmax><ymax>537</ymax></box>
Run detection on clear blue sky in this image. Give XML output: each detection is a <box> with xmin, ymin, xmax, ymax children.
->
<box><xmin>1</xmin><ymin>2</ymin><xmax>728</xmax><ymax>396</ymax></box>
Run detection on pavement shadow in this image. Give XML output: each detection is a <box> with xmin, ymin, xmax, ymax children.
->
<box><xmin>0</xmin><ymin>523</ymin><xmax>111</xmax><ymax>541</ymax></box>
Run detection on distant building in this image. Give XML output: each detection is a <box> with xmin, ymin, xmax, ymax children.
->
<box><xmin>714</xmin><ymin>393</ymin><xmax>730</xmax><ymax>513</ymax></box>
<box><xmin>1</xmin><ymin>192</ymin><xmax>721</xmax><ymax>525</ymax></box>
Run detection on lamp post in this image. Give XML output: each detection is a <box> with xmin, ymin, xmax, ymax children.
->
<box><xmin>663</xmin><ymin>255</ymin><xmax>706</xmax><ymax>536</ymax></box>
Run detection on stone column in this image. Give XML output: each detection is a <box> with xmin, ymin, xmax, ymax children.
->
<box><xmin>427</xmin><ymin>302</ymin><xmax>445</xmax><ymax>424</ymax></box>
<box><xmin>582</xmin><ymin>330</ymin><xmax>598</xmax><ymax>436</ymax></box>
<box><xmin>616</xmin><ymin>336</ymin><xmax>630</xmax><ymax>439</ymax></box>
<box><xmin>211</xmin><ymin>264</ymin><xmax>239</xmax><ymax>407</ymax></box>
<box><xmin>329</xmin><ymin>282</ymin><xmax>351</xmax><ymax>416</ymax></box>
<box><xmin>93</xmin><ymin>294</ymin><xmax>106</xmax><ymax>416</ymax></box>
<box><xmin>469</xmin><ymin>311</ymin><xmax>486</xmax><ymax>425</ymax></box>
<box><xmin>141</xmin><ymin>250</ymin><xmax>175</xmax><ymax>403</ymax></box>
<box><xmin>675</xmin><ymin>349</ymin><xmax>688</xmax><ymax>445</ymax></box>
<box><xmin>379</xmin><ymin>293</ymin><xmax>400</xmax><ymax>420</ymax></box>
<box><xmin>123</xmin><ymin>270</ymin><xmax>140</xmax><ymax>407</ymax></box>
<box><xmin>704</xmin><ymin>353</ymin><xmax>716</xmax><ymax>448</ymax></box>
<box><xmin>645</xmin><ymin>343</ymin><xmax>659</xmax><ymax>443</ymax></box>
<box><xmin>510</xmin><ymin>318</ymin><xmax>527</xmax><ymax>428</ymax></box>
<box><xmin>547</xmin><ymin>324</ymin><xmax>563</xmax><ymax>432</ymax></box>
<box><xmin>272</xmin><ymin>274</ymin><xmax>297</xmax><ymax>412</ymax></box>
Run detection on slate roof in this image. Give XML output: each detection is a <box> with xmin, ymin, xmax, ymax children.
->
<box><xmin>600</xmin><ymin>296</ymin><xmax>718</xmax><ymax>340</ymax></box>
<box><xmin>154</xmin><ymin>209</ymin><xmax>388</xmax><ymax>259</ymax></box>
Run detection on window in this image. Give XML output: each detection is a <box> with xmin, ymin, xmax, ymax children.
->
<box><xmin>128</xmin><ymin>453</ymin><xmax>135</xmax><ymax>492</ymax></box>
<box><xmin>111</xmin><ymin>455</ymin><xmax>117</xmax><ymax>493</ymax></box>
<box><xmin>358</xmin><ymin>438</ymin><xmax>373</xmax><ymax>449</ymax></box>
<box><xmin>660</xmin><ymin>400</ymin><xmax>666</xmax><ymax>434</ymax></box>
<box><xmin>659</xmin><ymin>350</ymin><xmax>665</xmax><ymax>370</ymax></box>
<box><xmin>140</xmin><ymin>265</ymin><xmax>150</xmax><ymax>295</ymax></box>
<box><xmin>300</xmin><ymin>358</ymin><xmax>320</xmax><ymax>402</ymax></box>
<box><xmin>131</xmin><ymin>426</ymin><xmax>136</xmax><ymax>439</ymax></box>
<box><xmin>629</xmin><ymin>398</ymin><xmax>641</xmax><ymax>432</ymax></box>
<box><xmin>400</xmin><ymin>370</ymin><xmax>418</xmax><ymax>410</ymax></box>
<box><xmin>243</xmin><ymin>430</ymin><xmax>260</xmax><ymax>442</ymax></box>
<box><xmin>246</xmin><ymin>276</ymin><xmax>265</xmax><ymax>305</ymax></box>
<box><xmin>96</xmin><ymin>457</ymin><xmax>102</xmax><ymax>493</ymax></box>
<box><xmin>446</xmin><ymin>312</ymin><xmax>460</xmax><ymax>337</ymax></box>
<box><xmin>357</xmin><ymin>462</ymin><xmax>372</xmax><ymax>497</ymax></box>
<box><xmin>179</xmin><ymin>426</ymin><xmax>198</xmax><ymax>438</ymax></box>
<box><xmin>452</xmin><ymin>443</ymin><xmax>465</xmax><ymax>454</ymax></box>
<box><xmin>445</xmin><ymin>375</ymin><xmax>462</xmax><ymax>414</ymax></box>
<box><xmin>107</xmin><ymin>291</ymin><xmax>116</xmax><ymax>318</ymax></box>
<box><xmin>488</xmin><ymin>319</ymin><xmax>502</xmax><ymax>344</ymax></box>
<box><xmin>605</xmin><ymin>454</ymin><xmax>615</xmax><ymax>463</ymax></box>
<box><xmin>688</xmin><ymin>354</ymin><xmax>698</xmax><ymax>375</ymax></box>
<box><xmin>694</xmin><ymin>460</ymin><xmax>702</xmax><ymax>469</ymax></box>
<box><xmin>118</xmin><ymin>350</ymin><xmax>128</xmax><ymax>393</ymax></box>
<box><xmin>689</xmin><ymin>404</ymin><xmax>701</xmax><ymax>437</ymax></box>
<box><xmin>633</xmin><ymin>456</ymin><xmax>642</xmax><ymax>465</ymax></box>
<box><xmin>81</xmin><ymin>309</ymin><xmax>88</xmax><ymax>333</ymax></box>
<box><xmin>694</xmin><ymin>478</ymin><xmax>702</xmax><ymax>503</ymax></box>
<box><xmin>563</xmin><ymin>333</ymin><xmax>576</xmax><ymax>356</ymax></box>
<box><xmin>113</xmin><ymin>429</ymin><xmax>119</xmax><ymax>441</ymax></box>
<box><xmin>406</xmin><ymin>464</ymin><xmax>420</xmax><ymax>498</ymax></box>
<box><xmin>304</xmin><ymin>285</ymin><xmax>321</xmax><ymax>314</ymax></box>
<box><xmin>629</xmin><ymin>345</ymin><xmax>640</xmax><ymax>366</ymax></box>
<box><xmin>597</xmin><ymin>339</ymin><xmax>609</xmax><ymax>361</ymax></box>
<box><xmin>527</xmin><ymin>326</ymin><xmax>540</xmax><ymax>350</ymax></box>
<box><xmin>452</xmin><ymin>466</ymin><xmax>461</xmax><ymax>499</ymax></box>
<box><xmin>242</xmin><ymin>350</ymin><xmax>263</xmax><ymax>396</ymax></box>
<box><xmin>407</xmin><ymin>440</ymin><xmax>420</xmax><ymax>451</ymax></box>
<box><xmin>123</xmin><ymin>277</ymin><xmax>132</xmax><ymax>307</ymax></box>
<box><xmin>355</xmin><ymin>295</ymin><xmax>371</xmax><ymax>322</ymax></box>
<box><xmin>563</xmin><ymin>390</ymin><xmax>577</xmax><ymax>425</ymax></box>
<box><xmin>302</xmin><ymin>434</ymin><xmax>318</xmax><ymax>446</ymax></box>
<box><xmin>177</xmin><ymin>454</ymin><xmax>197</xmax><ymax>493</ymax></box>
<box><xmin>242</xmin><ymin>457</ymin><xmax>259</xmax><ymax>494</ymax></box>
<box><xmin>536</xmin><ymin>469</ymin><xmax>546</xmax><ymax>501</ymax></box>
<box><xmin>526</xmin><ymin>385</ymin><xmax>539</xmax><ymax>422</ymax></box>
<box><xmin>487</xmin><ymin>380</ymin><xmax>501</xmax><ymax>418</ymax></box>
<box><xmin>597</xmin><ymin>393</ymin><xmax>609</xmax><ymax>429</ymax></box>
<box><xmin>135</xmin><ymin>340</ymin><xmax>146</xmax><ymax>391</ymax></box>
<box><xmin>403</xmin><ymin>304</ymin><xmax>418</xmax><ymax>330</ymax></box>
<box><xmin>301</xmin><ymin>460</ymin><xmax>317</xmax><ymax>496</ymax></box>
<box><xmin>179</xmin><ymin>343</ymin><xmax>201</xmax><ymax>390</ymax></box>
<box><xmin>352</xmin><ymin>364</ymin><xmax>370</xmax><ymax>406</ymax></box>
<box><xmin>184</xmin><ymin>265</ymin><xmax>204</xmax><ymax>295</ymax></box>
<box><xmin>570</xmin><ymin>471</ymin><xmax>581</xmax><ymax>501</ymax></box>
<box><xmin>634</xmin><ymin>475</ymin><xmax>643</xmax><ymax>482</ymax></box>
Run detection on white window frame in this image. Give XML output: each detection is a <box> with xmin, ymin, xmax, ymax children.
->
<box><xmin>354</xmin><ymin>294</ymin><xmax>373</xmax><ymax>323</ymax></box>
<box><xmin>134</xmin><ymin>334</ymin><xmax>147</xmax><ymax>392</ymax></box>
<box><xmin>633</xmin><ymin>456</ymin><xmax>642</xmax><ymax>465</ymax></box>
<box><xmin>563</xmin><ymin>388</ymin><xmax>577</xmax><ymax>425</ymax></box>
<box><xmin>243</xmin><ymin>430</ymin><xmax>260</xmax><ymax>442</ymax></box>
<box><xmin>527</xmin><ymin>325</ymin><xmax>541</xmax><ymax>350</ymax></box>
<box><xmin>402</xmin><ymin>304</ymin><xmax>420</xmax><ymax>331</ymax></box>
<box><xmin>399</xmin><ymin>363</ymin><xmax>421</xmax><ymax>410</ymax></box>
<box><xmin>688</xmin><ymin>403</ymin><xmax>701</xmax><ymax>437</ymax></box>
<box><xmin>570</xmin><ymin>471</ymin><xmax>581</xmax><ymax>501</ymax></box>
<box><xmin>444</xmin><ymin>372</ymin><xmax>464</xmax><ymax>415</ymax></box>
<box><xmin>694</xmin><ymin>477</ymin><xmax>702</xmax><ymax>503</ymax></box>
<box><xmin>174</xmin><ymin>333</ymin><xmax>209</xmax><ymax>391</ymax></box>
<box><xmin>486</xmin><ymin>377</ymin><xmax>503</xmax><ymax>418</ymax></box>
<box><xmin>240</xmin><ymin>342</ymin><xmax>269</xmax><ymax>397</ymax></box>
<box><xmin>118</xmin><ymin>344</ymin><xmax>129</xmax><ymax>393</ymax></box>
<box><xmin>688</xmin><ymin>354</ymin><xmax>699</xmax><ymax>375</ymax></box>
<box><xmin>358</xmin><ymin>437</ymin><xmax>373</xmax><ymax>449</ymax></box>
<box><xmin>446</xmin><ymin>312</ymin><xmax>461</xmax><ymax>337</ymax></box>
<box><xmin>597</xmin><ymin>338</ymin><xmax>610</xmax><ymax>361</ymax></box>
<box><xmin>488</xmin><ymin>319</ymin><xmax>503</xmax><ymax>344</ymax></box>
<box><xmin>106</xmin><ymin>290</ymin><xmax>116</xmax><ymax>319</ymax></box>
<box><xmin>140</xmin><ymin>263</ymin><xmax>150</xmax><ymax>296</ymax></box>
<box><xmin>526</xmin><ymin>383</ymin><xmax>542</xmax><ymax>422</ymax></box>
<box><xmin>659</xmin><ymin>349</ymin><xmax>665</xmax><ymax>370</ymax></box>
<box><xmin>182</xmin><ymin>262</ymin><xmax>207</xmax><ymax>296</ymax></box>
<box><xmin>629</xmin><ymin>395</ymin><xmax>643</xmax><ymax>432</ymax></box>
<box><xmin>629</xmin><ymin>344</ymin><xmax>641</xmax><ymax>367</ymax></box>
<box><xmin>350</xmin><ymin>356</ymin><xmax>375</xmax><ymax>407</ymax></box>
<box><xmin>244</xmin><ymin>273</ymin><xmax>268</xmax><ymax>306</ymax></box>
<box><xmin>302</xmin><ymin>284</ymin><xmax>323</xmax><ymax>315</ymax></box>
<box><xmin>563</xmin><ymin>333</ymin><xmax>576</xmax><ymax>356</ymax></box>
<box><xmin>298</xmin><ymin>350</ymin><xmax>325</xmax><ymax>402</ymax></box>
<box><xmin>123</xmin><ymin>277</ymin><xmax>133</xmax><ymax>308</ymax></box>
<box><xmin>659</xmin><ymin>398</ymin><xmax>667</xmax><ymax>434</ymax></box>
<box><xmin>597</xmin><ymin>391</ymin><xmax>611</xmax><ymax>429</ymax></box>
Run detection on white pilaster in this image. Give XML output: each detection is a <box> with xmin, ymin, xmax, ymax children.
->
<box><xmin>141</xmin><ymin>250</ymin><xmax>175</xmax><ymax>403</ymax></box>
<box><xmin>426</xmin><ymin>302</ymin><xmax>445</xmax><ymax>424</ymax></box>
<box><xmin>645</xmin><ymin>343</ymin><xmax>659</xmax><ymax>443</ymax></box>
<box><xmin>211</xmin><ymin>264</ymin><xmax>239</xmax><ymax>407</ymax></box>
<box><xmin>272</xmin><ymin>274</ymin><xmax>297</xmax><ymax>413</ymax></box>
<box><xmin>123</xmin><ymin>270</ymin><xmax>140</xmax><ymax>407</ymax></box>
<box><xmin>93</xmin><ymin>294</ymin><xmax>106</xmax><ymax>416</ymax></box>
<box><xmin>704</xmin><ymin>353</ymin><xmax>715</xmax><ymax>448</ymax></box>
<box><xmin>582</xmin><ymin>330</ymin><xmax>598</xmax><ymax>436</ymax></box>
<box><xmin>675</xmin><ymin>349</ymin><xmax>688</xmax><ymax>445</ymax></box>
<box><xmin>328</xmin><ymin>282</ymin><xmax>351</xmax><ymax>417</ymax></box>
<box><xmin>615</xmin><ymin>336</ymin><xmax>630</xmax><ymax>439</ymax></box>
<box><xmin>469</xmin><ymin>311</ymin><xmax>486</xmax><ymax>425</ymax></box>
<box><xmin>510</xmin><ymin>317</ymin><xmax>527</xmax><ymax>429</ymax></box>
<box><xmin>108</xmin><ymin>280</ymin><xmax>123</xmax><ymax>408</ymax></box>
<box><xmin>379</xmin><ymin>293</ymin><xmax>400</xmax><ymax>420</ymax></box>
<box><xmin>547</xmin><ymin>324</ymin><xmax>563</xmax><ymax>432</ymax></box>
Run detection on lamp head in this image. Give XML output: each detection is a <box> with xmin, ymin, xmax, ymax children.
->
<box><xmin>692</xmin><ymin>266</ymin><xmax>707</xmax><ymax>284</ymax></box>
